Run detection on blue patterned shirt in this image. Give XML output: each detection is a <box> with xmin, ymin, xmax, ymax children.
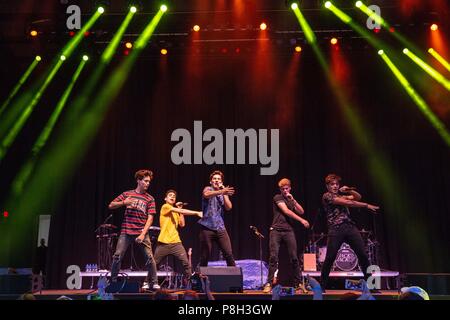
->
<box><xmin>198</xmin><ymin>186</ymin><xmax>226</xmax><ymax>231</ymax></box>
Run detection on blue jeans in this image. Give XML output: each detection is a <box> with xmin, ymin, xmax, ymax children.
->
<box><xmin>110</xmin><ymin>233</ymin><xmax>157</xmax><ymax>285</ymax></box>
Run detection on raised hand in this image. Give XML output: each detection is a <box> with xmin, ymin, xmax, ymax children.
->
<box><xmin>175</xmin><ymin>201</ymin><xmax>184</xmax><ymax>208</ymax></box>
<box><xmin>123</xmin><ymin>197</ymin><xmax>135</xmax><ymax>207</ymax></box>
<box><xmin>367</xmin><ymin>204</ymin><xmax>380</xmax><ymax>213</ymax></box>
<box><xmin>222</xmin><ymin>186</ymin><xmax>235</xmax><ymax>196</ymax></box>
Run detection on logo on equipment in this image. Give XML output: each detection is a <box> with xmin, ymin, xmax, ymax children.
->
<box><xmin>333</xmin><ymin>243</ymin><xmax>359</xmax><ymax>272</ymax></box>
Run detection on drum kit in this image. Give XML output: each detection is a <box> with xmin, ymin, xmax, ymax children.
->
<box><xmin>307</xmin><ymin>229</ymin><xmax>379</xmax><ymax>272</ymax></box>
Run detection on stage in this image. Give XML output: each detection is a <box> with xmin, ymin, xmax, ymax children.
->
<box><xmin>3</xmin><ymin>288</ymin><xmax>449</xmax><ymax>300</ymax></box>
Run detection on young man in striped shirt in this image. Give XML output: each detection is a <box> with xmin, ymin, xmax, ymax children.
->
<box><xmin>108</xmin><ymin>169</ymin><xmax>159</xmax><ymax>289</ymax></box>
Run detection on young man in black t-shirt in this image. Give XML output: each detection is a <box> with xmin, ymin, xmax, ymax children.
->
<box><xmin>263</xmin><ymin>178</ymin><xmax>310</xmax><ymax>293</ymax></box>
<box><xmin>320</xmin><ymin>173</ymin><xmax>379</xmax><ymax>290</ymax></box>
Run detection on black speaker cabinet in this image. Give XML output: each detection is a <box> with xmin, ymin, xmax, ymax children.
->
<box><xmin>105</xmin><ymin>278</ymin><xmax>140</xmax><ymax>293</ymax></box>
<box><xmin>199</xmin><ymin>266</ymin><xmax>243</xmax><ymax>293</ymax></box>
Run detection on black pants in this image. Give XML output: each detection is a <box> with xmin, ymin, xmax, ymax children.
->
<box><xmin>154</xmin><ymin>242</ymin><xmax>192</xmax><ymax>278</ymax></box>
<box><xmin>267</xmin><ymin>229</ymin><xmax>301</xmax><ymax>286</ymax></box>
<box><xmin>320</xmin><ymin>223</ymin><xmax>370</xmax><ymax>289</ymax></box>
<box><xmin>199</xmin><ymin>226</ymin><xmax>236</xmax><ymax>267</ymax></box>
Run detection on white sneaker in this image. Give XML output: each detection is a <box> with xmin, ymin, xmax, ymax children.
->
<box><xmin>152</xmin><ymin>284</ymin><xmax>161</xmax><ymax>290</ymax></box>
<box><xmin>142</xmin><ymin>282</ymin><xmax>149</xmax><ymax>289</ymax></box>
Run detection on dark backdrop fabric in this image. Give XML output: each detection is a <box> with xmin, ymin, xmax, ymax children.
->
<box><xmin>1</xmin><ymin>48</ymin><xmax>449</xmax><ymax>288</ymax></box>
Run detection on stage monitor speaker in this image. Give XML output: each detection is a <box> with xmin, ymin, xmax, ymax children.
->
<box><xmin>0</xmin><ymin>275</ymin><xmax>31</xmax><ymax>294</ymax></box>
<box><xmin>199</xmin><ymin>266</ymin><xmax>243</xmax><ymax>293</ymax></box>
<box><xmin>105</xmin><ymin>278</ymin><xmax>140</xmax><ymax>293</ymax></box>
<box><xmin>303</xmin><ymin>253</ymin><xmax>317</xmax><ymax>271</ymax></box>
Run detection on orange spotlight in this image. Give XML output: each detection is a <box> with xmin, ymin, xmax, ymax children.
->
<box><xmin>260</xmin><ymin>22</ymin><xmax>267</xmax><ymax>31</ymax></box>
<box><xmin>161</xmin><ymin>48</ymin><xmax>168</xmax><ymax>55</ymax></box>
<box><xmin>193</xmin><ymin>25</ymin><xmax>200</xmax><ymax>32</ymax></box>
<box><xmin>125</xmin><ymin>42</ymin><xmax>133</xmax><ymax>49</ymax></box>
<box><xmin>430</xmin><ymin>24</ymin><xmax>438</xmax><ymax>31</ymax></box>
<box><xmin>330</xmin><ymin>38</ymin><xmax>338</xmax><ymax>45</ymax></box>
<box><xmin>30</xmin><ymin>30</ymin><xmax>38</xmax><ymax>37</ymax></box>
<box><xmin>295</xmin><ymin>46</ymin><xmax>302</xmax><ymax>53</ymax></box>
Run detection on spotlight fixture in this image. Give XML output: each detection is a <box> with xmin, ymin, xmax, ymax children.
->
<box><xmin>260</xmin><ymin>22</ymin><xmax>267</xmax><ymax>31</ymax></box>
<box><xmin>193</xmin><ymin>25</ymin><xmax>200</xmax><ymax>32</ymax></box>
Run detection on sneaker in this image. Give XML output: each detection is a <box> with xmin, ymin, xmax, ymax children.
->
<box><xmin>142</xmin><ymin>282</ymin><xmax>149</xmax><ymax>289</ymax></box>
<box><xmin>263</xmin><ymin>283</ymin><xmax>272</xmax><ymax>293</ymax></box>
<box><xmin>295</xmin><ymin>283</ymin><xmax>308</xmax><ymax>294</ymax></box>
<box><xmin>152</xmin><ymin>284</ymin><xmax>161</xmax><ymax>290</ymax></box>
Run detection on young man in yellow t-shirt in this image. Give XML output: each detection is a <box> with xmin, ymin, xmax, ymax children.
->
<box><xmin>154</xmin><ymin>189</ymin><xmax>203</xmax><ymax>281</ymax></box>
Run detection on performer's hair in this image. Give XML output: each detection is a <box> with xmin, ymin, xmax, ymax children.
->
<box><xmin>278</xmin><ymin>178</ymin><xmax>291</xmax><ymax>188</ymax></box>
<box><xmin>165</xmin><ymin>189</ymin><xmax>177</xmax><ymax>197</ymax></box>
<box><xmin>325</xmin><ymin>173</ymin><xmax>341</xmax><ymax>185</ymax></box>
<box><xmin>209</xmin><ymin>170</ymin><xmax>224</xmax><ymax>181</ymax></box>
<box><xmin>135</xmin><ymin>169</ymin><xmax>153</xmax><ymax>181</ymax></box>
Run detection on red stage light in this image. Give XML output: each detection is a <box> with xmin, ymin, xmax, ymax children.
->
<box><xmin>3</xmin><ymin>211</ymin><xmax>8</xmax><ymax>218</ymax></box>
<box><xmin>430</xmin><ymin>24</ymin><xmax>438</xmax><ymax>31</ymax></box>
<box><xmin>124</xmin><ymin>50</ymin><xmax>130</xmax><ymax>56</ymax></box>
<box><xmin>330</xmin><ymin>38</ymin><xmax>338</xmax><ymax>45</ymax></box>
<box><xmin>221</xmin><ymin>48</ymin><xmax>228</xmax><ymax>54</ymax></box>
<box><xmin>374</xmin><ymin>28</ymin><xmax>381</xmax><ymax>34</ymax></box>
<box><xmin>193</xmin><ymin>25</ymin><xmax>200</xmax><ymax>32</ymax></box>
<box><xmin>69</xmin><ymin>31</ymin><xmax>75</xmax><ymax>37</ymax></box>
<box><xmin>235</xmin><ymin>48</ymin><xmax>241</xmax><ymax>54</ymax></box>
<box><xmin>260</xmin><ymin>22</ymin><xmax>267</xmax><ymax>31</ymax></box>
<box><xmin>84</xmin><ymin>31</ymin><xmax>90</xmax><ymax>37</ymax></box>
<box><xmin>389</xmin><ymin>27</ymin><xmax>395</xmax><ymax>33</ymax></box>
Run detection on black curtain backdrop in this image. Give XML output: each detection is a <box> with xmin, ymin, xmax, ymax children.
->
<box><xmin>1</xmin><ymin>46</ymin><xmax>449</xmax><ymax>288</ymax></box>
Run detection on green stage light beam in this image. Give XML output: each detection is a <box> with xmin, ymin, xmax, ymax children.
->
<box><xmin>10</xmin><ymin>58</ymin><xmax>88</xmax><ymax>195</ymax></box>
<box><xmin>355</xmin><ymin>1</ymin><xmax>422</xmax><ymax>54</ymax></box>
<box><xmin>379</xmin><ymin>51</ymin><xmax>450</xmax><ymax>146</ymax></box>
<box><xmin>326</xmin><ymin>2</ymin><xmax>386</xmax><ymax>50</ymax></box>
<box><xmin>135</xmin><ymin>8</ymin><xmax>165</xmax><ymax>50</ymax></box>
<box><xmin>293</xmin><ymin>4</ymin><xmax>434</xmax><ymax>265</ymax></box>
<box><xmin>403</xmin><ymin>48</ymin><xmax>450</xmax><ymax>90</ymax></box>
<box><xmin>0</xmin><ymin>9</ymin><xmax>103</xmax><ymax>141</ymax></box>
<box><xmin>291</xmin><ymin>4</ymin><xmax>329</xmax><ymax>71</ymax></box>
<box><xmin>291</xmin><ymin>5</ymin><xmax>316</xmax><ymax>45</ymax></box>
<box><xmin>3</xmin><ymin>9</ymin><xmax>167</xmax><ymax>245</ymax></box>
<box><xmin>62</xmin><ymin>9</ymin><xmax>103</xmax><ymax>58</ymax></box>
<box><xmin>52</xmin><ymin>9</ymin><xmax>138</xmax><ymax>128</ymax></box>
<box><xmin>0</xmin><ymin>59</ymin><xmax>65</xmax><ymax>161</ymax></box>
<box><xmin>102</xmin><ymin>9</ymin><xmax>136</xmax><ymax>63</ymax></box>
<box><xmin>0</xmin><ymin>57</ymin><xmax>41</xmax><ymax>117</ymax></box>
<box><xmin>428</xmin><ymin>48</ymin><xmax>450</xmax><ymax>72</ymax></box>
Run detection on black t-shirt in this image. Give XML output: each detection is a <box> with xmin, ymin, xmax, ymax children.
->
<box><xmin>271</xmin><ymin>194</ymin><xmax>297</xmax><ymax>231</ymax></box>
<box><xmin>322</xmin><ymin>192</ymin><xmax>354</xmax><ymax>229</ymax></box>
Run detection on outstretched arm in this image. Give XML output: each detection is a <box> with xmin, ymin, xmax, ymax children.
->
<box><xmin>277</xmin><ymin>202</ymin><xmax>310</xmax><ymax>228</ymax></box>
<box><xmin>171</xmin><ymin>206</ymin><xmax>203</xmax><ymax>218</ymax></box>
<box><xmin>331</xmin><ymin>196</ymin><xmax>379</xmax><ymax>212</ymax></box>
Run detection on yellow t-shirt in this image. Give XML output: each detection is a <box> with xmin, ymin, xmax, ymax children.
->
<box><xmin>158</xmin><ymin>203</ymin><xmax>181</xmax><ymax>244</ymax></box>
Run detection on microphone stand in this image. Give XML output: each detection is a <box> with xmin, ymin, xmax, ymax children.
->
<box><xmin>251</xmin><ymin>227</ymin><xmax>265</xmax><ymax>289</ymax></box>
